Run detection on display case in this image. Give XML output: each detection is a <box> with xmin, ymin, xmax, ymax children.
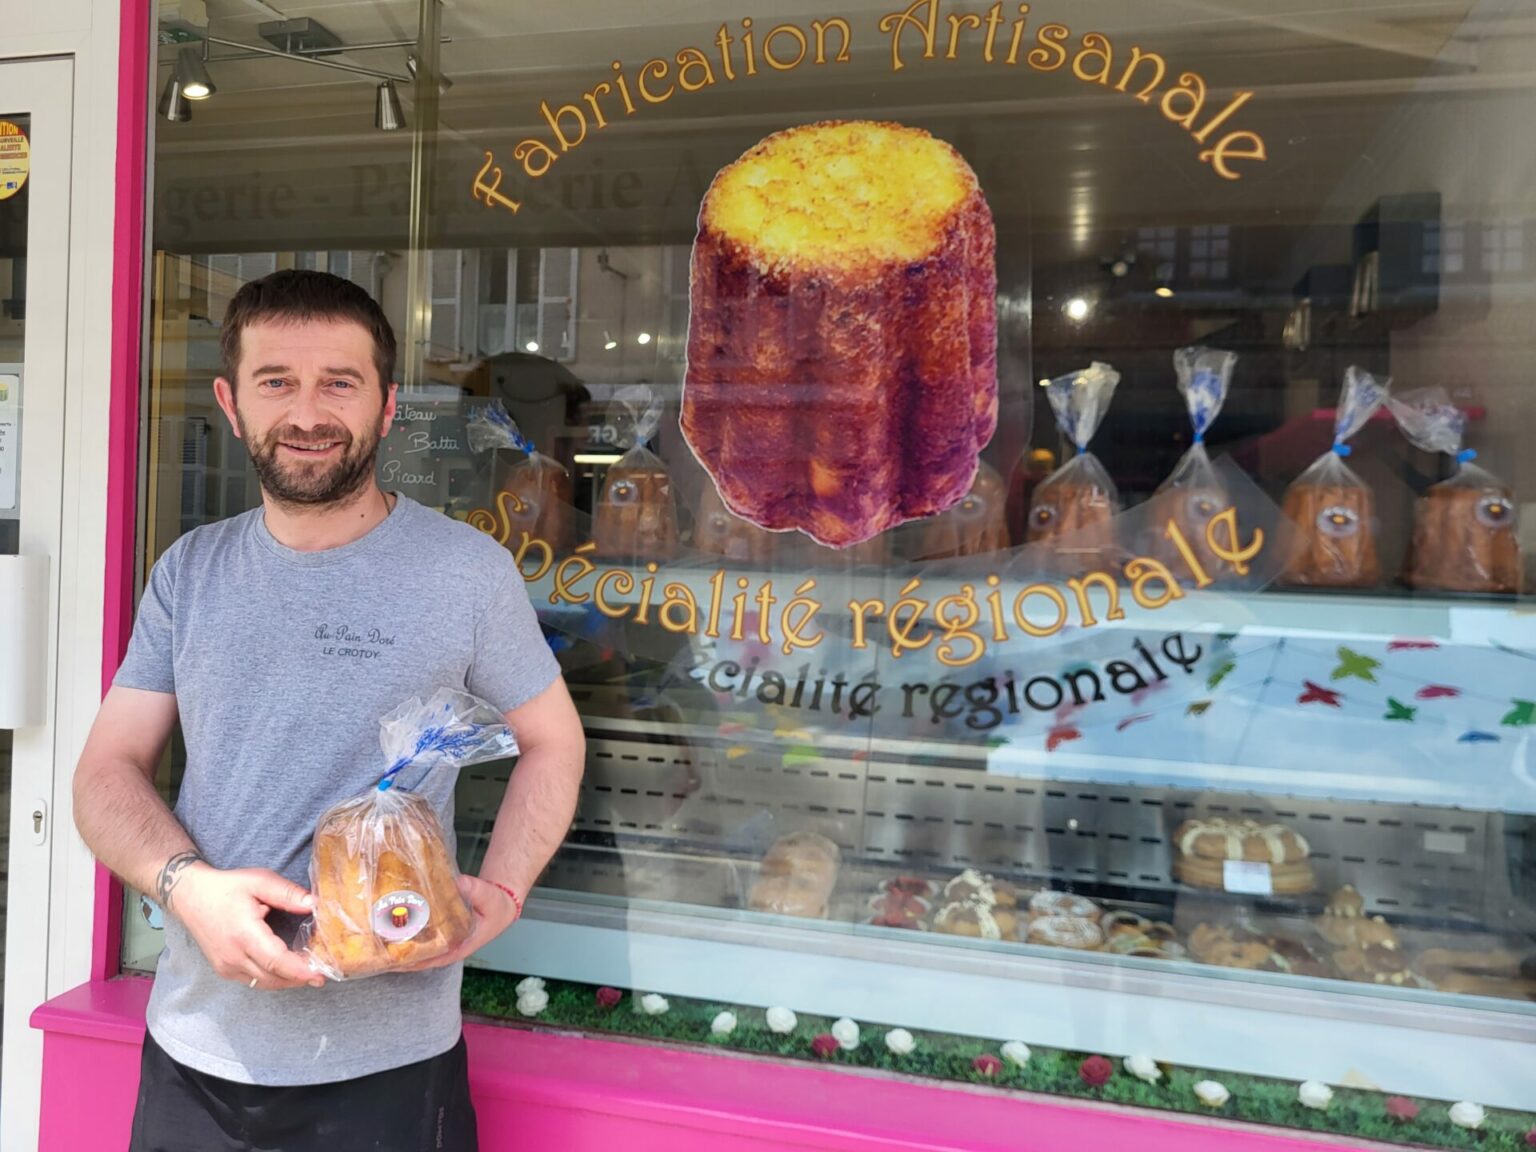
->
<box><xmin>122</xmin><ymin>0</ymin><xmax>1536</xmax><ymax>1146</ymax></box>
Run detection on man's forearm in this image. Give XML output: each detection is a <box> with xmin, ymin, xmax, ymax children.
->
<box><xmin>73</xmin><ymin>759</ymin><xmax>202</xmax><ymax>907</ymax></box>
<box><xmin>478</xmin><ymin>744</ymin><xmax>584</xmax><ymax>899</ymax></box>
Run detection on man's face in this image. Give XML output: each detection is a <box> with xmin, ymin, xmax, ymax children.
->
<box><xmin>214</xmin><ymin>318</ymin><xmax>396</xmax><ymax>506</ymax></box>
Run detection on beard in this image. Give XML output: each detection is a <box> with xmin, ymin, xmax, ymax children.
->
<box><xmin>238</xmin><ymin>412</ymin><xmax>382</xmax><ymax>507</ymax></box>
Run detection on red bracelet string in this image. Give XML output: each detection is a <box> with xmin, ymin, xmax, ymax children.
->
<box><xmin>487</xmin><ymin>880</ymin><xmax>523</xmax><ymax>919</ymax></box>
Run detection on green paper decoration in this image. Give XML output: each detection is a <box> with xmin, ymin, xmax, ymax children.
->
<box><xmin>1384</xmin><ymin>698</ymin><xmax>1417</xmax><ymax>722</ymax></box>
<box><xmin>1186</xmin><ymin>700</ymin><xmax>1212</xmax><ymax>717</ymax></box>
<box><xmin>1332</xmin><ymin>646</ymin><xmax>1381</xmax><ymax>683</ymax></box>
<box><xmin>1501</xmin><ymin>700</ymin><xmax>1535</xmax><ymax>728</ymax></box>
<box><xmin>1207</xmin><ymin>660</ymin><xmax>1236</xmax><ymax>690</ymax></box>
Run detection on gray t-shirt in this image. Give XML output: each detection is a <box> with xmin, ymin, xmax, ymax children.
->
<box><xmin>114</xmin><ymin>494</ymin><xmax>560</xmax><ymax>1086</ymax></box>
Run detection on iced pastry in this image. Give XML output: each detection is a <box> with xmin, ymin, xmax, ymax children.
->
<box><xmin>1173</xmin><ymin>817</ymin><xmax>1316</xmax><ymax>893</ymax></box>
<box><xmin>934</xmin><ymin>899</ymin><xmax>1018</xmax><ymax>940</ymax></box>
<box><xmin>1028</xmin><ymin>890</ymin><xmax>1101</xmax><ymax>921</ymax></box>
<box><xmin>943</xmin><ymin>868</ymin><xmax>1020</xmax><ymax>909</ymax></box>
<box><xmin>682</xmin><ymin>120</ymin><xmax>997</xmax><ymax>549</ymax></box>
<box><xmin>1026</xmin><ymin>915</ymin><xmax>1104</xmax><ymax>950</ymax></box>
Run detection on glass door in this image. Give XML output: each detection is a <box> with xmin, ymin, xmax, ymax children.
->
<box><xmin>0</xmin><ymin>56</ymin><xmax>73</xmax><ymax>1152</ymax></box>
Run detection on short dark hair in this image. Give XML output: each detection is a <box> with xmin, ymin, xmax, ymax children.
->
<box><xmin>220</xmin><ymin>269</ymin><xmax>397</xmax><ymax>390</ymax></box>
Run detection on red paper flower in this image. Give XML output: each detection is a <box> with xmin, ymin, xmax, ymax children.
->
<box><xmin>595</xmin><ymin>987</ymin><xmax>623</xmax><ymax>1009</ymax></box>
<box><xmin>1385</xmin><ymin>1097</ymin><xmax>1419</xmax><ymax>1122</ymax></box>
<box><xmin>973</xmin><ymin>1054</ymin><xmax>1002</xmax><ymax>1078</ymax></box>
<box><xmin>1523</xmin><ymin>1129</ymin><xmax>1536</xmax><ymax>1148</ymax></box>
<box><xmin>811</xmin><ymin>1033</ymin><xmax>840</xmax><ymax>1059</ymax></box>
<box><xmin>1079</xmin><ymin>1055</ymin><xmax>1114</xmax><ymax>1087</ymax></box>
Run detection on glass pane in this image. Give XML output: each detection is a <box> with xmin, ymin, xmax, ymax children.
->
<box><xmin>130</xmin><ymin>3</ymin><xmax>1536</xmax><ymax>1144</ymax></box>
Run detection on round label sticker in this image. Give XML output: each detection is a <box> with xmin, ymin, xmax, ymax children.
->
<box><xmin>373</xmin><ymin>890</ymin><xmax>430</xmax><ymax>942</ymax></box>
<box><xmin>0</xmin><ymin>121</ymin><xmax>29</xmax><ymax>202</ymax></box>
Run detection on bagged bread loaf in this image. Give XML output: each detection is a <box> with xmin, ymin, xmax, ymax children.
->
<box><xmin>1388</xmin><ymin>387</ymin><xmax>1521</xmax><ymax>594</ymax></box>
<box><xmin>1025</xmin><ymin>362</ymin><xmax>1120</xmax><ymax>574</ymax></box>
<box><xmin>298</xmin><ymin>689</ymin><xmax>519</xmax><ymax>981</ymax></box>
<box><xmin>747</xmin><ymin>832</ymin><xmax>841</xmax><ymax>918</ymax></box>
<box><xmin>1146</xmin><ymin>347</ymin><xmax>1241</xmax><ymax>576</ymax></box>
<box><xmin>1279</xmin><ymin>366</ymin><xmax>1389</xmax><ymax>588</ymax></box>
<box><xmin>594</xmin><ymin>386</ymin><xmax>680</xmax><ymax>562</ymax></box>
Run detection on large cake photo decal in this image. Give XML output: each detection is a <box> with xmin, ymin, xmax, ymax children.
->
<box><xmin>681</xmin><ymin>120</ymin><xmax>998</xmax><ymax>549</ymax></box>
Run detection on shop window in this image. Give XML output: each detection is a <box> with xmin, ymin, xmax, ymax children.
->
<box><xmin>127</xmin><ymin>4</ymin><xmax>1536</xmax><ymax>1145</ymax></box>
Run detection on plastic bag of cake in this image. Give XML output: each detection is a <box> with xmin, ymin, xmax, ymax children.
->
<box><xmin>297</xmin><ymin>689</ymin><xmax>519</xmax><ymax>981</ymax></box>
<box><xmin>1387</xmin><ymin>387</ymin><xmax>1520</xmax><ymax>593</ymax></box>
<box><xmin>1279</xmin><ymin>366</ymin><xmax>1389</xmax><ymax>588</ymax></box>
<box><xmin>1025</xmin><ymin>362</ymin><xmax>1120</xmax><ymax>573</ymax></box>
<box><xmin>467</xmin><ymin>401</ymin><xmax>574</xmax><ymax>553</ymax></box>
<box><xmin>1146</xmin><ymin>347</ymin><xmax>1240</xmax><ymax>575</ymax></box>
<box><xmin>594</xmin><ymin>385</ymin><xmax>679</xmax><ymax>562</ymax></box>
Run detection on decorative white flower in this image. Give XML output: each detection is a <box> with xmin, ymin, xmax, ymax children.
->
<box><xmin>1124</xmin><ymin>1054</ymin><xmax>1161</xmax><ymax>1084</ymax></box>
<box><xmin>1297</xmin><ymin>1081</ymin><xmax>1333</xmax><ymax>1111</ymax></box>
<box><xmin>515</xmin><ymin>989</ymin><xmax>549</xmax><ymax>1017</ymax></box>
<box><xmin>639</xmin><ymin>993</ymin><xmax>670</xmax><ymax>1016</ymax></box>
<box><xmin>1193</xmin><ymin>1080</ymin><xmax>1230</xmax><ymax>1108</ymax></box>
<box><xmin>766</xmin><ymin>1006</ymin><xmax>798</xmax><ymax>1034</ymax></box>
<box><xmin>515</xmin><ymin>976</ymin><xmax>546</xmax><ymax>996</ymax></box>
<box><xmin>1001</xmin><ymin>1041</ymin><xmax>1031</xmax><ymax>1068</ymax></box>
<box><xmin>1448</xmin><ymin>1102</ymin><xmax>1485</xmax><ymax>1130</ymax></box>
<box><xmin>710</xmin><ymin>1011</ymin><xmax>737</xmax><ymax>1037</ymax></box>
<box><xmin>831</xmin><ymin>1018</ymin><xmax>861</xmax><ymax>1051</ymax></box>
<box><xmin>884</xmin><ymin>1028</ymin><xmax>916</xmax><ymax>1056</ymax></box>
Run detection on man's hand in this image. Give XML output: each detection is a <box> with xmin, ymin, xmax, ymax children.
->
<box><xmin>402</xmin><ymin>874</ymin><xmax>520</xmax><ymax>973</ymax></box>
<box><xmin>171</xmin><ymin>864</ymin><xmax>326</xmax><ymax>991</ymax></box>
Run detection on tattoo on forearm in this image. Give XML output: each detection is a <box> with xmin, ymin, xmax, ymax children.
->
<box><xmin>155</xmin><ymin>851</ymin><xmax>204</xmax><ymax>910</ymax></box>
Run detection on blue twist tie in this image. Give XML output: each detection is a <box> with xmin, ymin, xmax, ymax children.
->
<box><xmin>1332</xmin><ymin>441</ymin><xmax>1353</xmax><ymax>458</ymax></box>
<box><xmin>1457</xmin><ymin>448</ymin><xmax>1478</xmax><ymax>464</ymax></box>
<box><xmin>1192</xmin><ymin>433</ymin><xmax>1205</xmax><ymax>446</ymax></box>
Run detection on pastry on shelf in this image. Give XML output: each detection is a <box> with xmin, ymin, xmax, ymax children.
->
<box><xmin>1332</xmin><ymin>942</ymin><xmax>1427</xmax><ymax>988</ymax></box>
<box><xmin>494</xmin><ymin>449</ymin><xmax>573</xmax><ymax>554</ymax></box>
<box><xmin>942</xmin><ymin>868</ymin><xmax>1020</xmax><ymax>909</ymax></box>
<box><xmin>1315</xmin><ymin>886</ymin><xmax>1399</xmax><ymax>949</ymax></box>
<box><xmin>682</xmin><ymin>120</ymin><xmax>997</xmax><ymax>550</ymax></box>
<box><xmin>909</xmin><ymin>460</ymin><xmax>1011</xmax><ymax>560</ymax></box>
<box><xmin>692</xmin><ymin>481</ymin><xmax>777</xmax><ymax>566</ymax></box>
<box><xmin>1026</xmin><ymin>914</ymin><xmax>1104</xmax><ymax>950</ymax></box>
<box><xmin>747</xmin><ymin>832</ymin><xmax>840</xmax><ymax>919</ymax></box>
<box><xmin>1099</xmin><ymin>911</ymin><xmax>1186</xmax><ymax>959</ymax></box>
<box><xmin>1024</xmin><ymin>362</ymin><xmax>1121</xmax><ymax>575</ymax></box>
<box><xmin>866</xmin><ymin>883</ymin><xmax>932</xmax><ymax>930</ymax></box>
<box><xmin>1171</xmin><ymin>817</ymin><xmax>1316</xmax><ymax>894</ymax></box>
<box><xmin>1189</xmin><ymin>923</ymin><xmax>1273</xmax><ymax>970</ymax></box>
<box><xmin>1278</xmin><ymin>366</ymin><xmax>1390</xmax><ymax>589</ymax></box>
<box><xmin>1027</xmin><ymin>890</ymin><xmax>1101</xmax><ymax>922</ymax></box>
<box><xmin>1388</xmin><ymin>386</ymin><xmax>1521</xmax><ymax>594</ymax></box>
<box><xmin>933</xmin><ymin>898</ymin><xmax>1018</xmax><ymax>941</ymax></box>
<box><xmin>1417</xmin><ymin>947</ymin><xmax>1535</xmax><ymax>1000</ymax></box>
<box><xmin>593</xmin><ymin>445</ymin><xmax>680</xmax><ymax>563</ymax></box>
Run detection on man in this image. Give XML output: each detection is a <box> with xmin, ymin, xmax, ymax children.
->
<box><xmin>73</xmin><ymin>269</ymin><xmax>585</xmax><ymax>1151</ymax></box>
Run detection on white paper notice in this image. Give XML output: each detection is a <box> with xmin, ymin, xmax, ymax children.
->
<box><xmin>0</xmin><ymin>384</ymin><xmax>18</xmax><ymax>510</ymax></box>
<box><xmin>1222</xmin><ymin>860</ymin><xmax>1274</xmax><ymax>896</ymax></box>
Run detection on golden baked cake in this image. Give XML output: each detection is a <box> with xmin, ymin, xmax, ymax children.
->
<box><xmin>683</xmin><ymin>120</ymin><xmax>997</xmax><ymax>549</ymax></box>
<box><xmin>1402</xmin><ymin>479</ymin><xmax>1520</xmax><ymax>593</ymax></box>
<box><xmin>747</xmin><ymin>832</ymin><xmax>840</xmax><ymax>919</ymax></box>
<box><xmin>1280</xmin><ymin>482</ymin><xmax>1381</xmax><ymax>588</ymax></box>
<box><xmin>1172</xmin><ymin>817</ymin><xmax>1316</xmax><ymax>894</ymax></box>
<box><xmin>306</xmin><ymin>791</ymin><xmax>474</xmax><ymax>979</ymax></box>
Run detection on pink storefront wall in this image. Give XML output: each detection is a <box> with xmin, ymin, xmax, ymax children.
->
<box><xmin>27</xmin><ymin>2</ymin><xmax>1356</xmax><ymax>1150</ymax></box>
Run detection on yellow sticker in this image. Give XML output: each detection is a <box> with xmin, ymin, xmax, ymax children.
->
<box><xmin>0</xmin><ymin>121</ymin><xmax>30</xmax><ymax>201</ymax></box>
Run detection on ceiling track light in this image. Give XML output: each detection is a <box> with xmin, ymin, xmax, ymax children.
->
<box><xmin>175</xmin><ymin>44</ymin><xmax>216</xmax><ymax>100</ymax></box>
<box><xmin>157</xmin><ymin>76</ymin><xmax>192</xmax><ymax>122</ymax></box>
<box><xmin>375</xmin><ymin>80</ymin><xmax>405</xmax><ymax>131</ymax></box>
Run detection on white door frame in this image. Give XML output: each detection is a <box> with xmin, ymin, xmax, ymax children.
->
<box><xmin>0</xmin><ymin>55</ymin><xmax>75</xmax><ymax>1152</ymax></box>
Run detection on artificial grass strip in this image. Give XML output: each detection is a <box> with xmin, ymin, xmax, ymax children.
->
<box><xmin>461</xmin><ymin>969</ymin><xmax>1535</xmax><ymax>1151</ymax></box>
